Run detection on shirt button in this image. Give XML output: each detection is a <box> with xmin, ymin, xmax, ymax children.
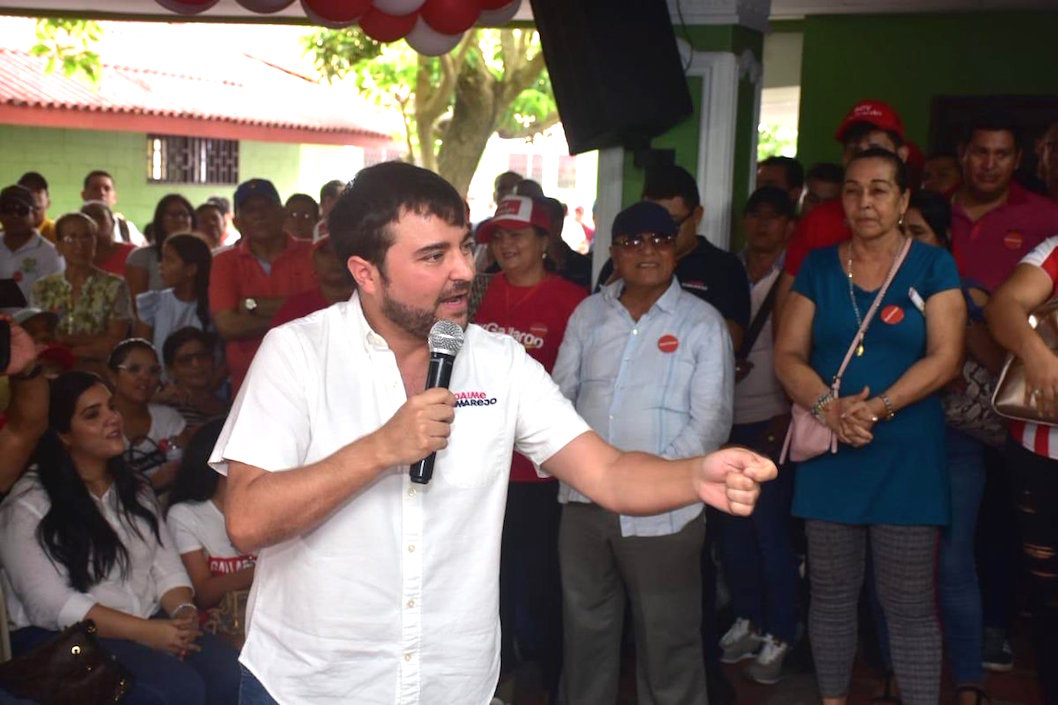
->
<box><xmin>408</xmin><ymin>545</ymin><xmax>415</xmax><ymax>553</ymax></box>
<box><xmin>632</xmin><ymin>329</ymin><xmax>639</xmax><ymax>335</ymax></box>
<box><xmin>408</xmin><ymin>488</ymin><xmax>416</xmax><ymax>497</ymax></box>
<box><xmin>407</xmin><ymin>599</ymin><xmax>415</xmax><ymax>608</ymax></box>
<box><xmin>404</xmin><ymin>653</ymin><xmax>413</xmax><ymax>662</ymax></box>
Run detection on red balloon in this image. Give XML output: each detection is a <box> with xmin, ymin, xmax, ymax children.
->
<box><xmin>302</xmin><ymin>0</ymin><xmax>372</xmax><ymax>24</ymax></box>
<box><xmin>479</xmin><ymin>0</ymin><xmax>511</xmax><ymax>8</ymax></box>
<box><xmin>420</xmin><ymin>0</ymin><xmax>480</xmax><ymax>35</ymax></box>
<box><xmin>154</xmin><ymin>0</ymin><xmax>219</xmax><ymax>14</ymax></box>
<box><xmin>359</xmin><ymin>7</ymin><xmax>418</xmax><ymax>42</ymax></box>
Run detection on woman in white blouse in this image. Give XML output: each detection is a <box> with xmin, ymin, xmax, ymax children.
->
<box><xmin>0</xmin><ymin>371</ymin><xmax>239</xmax><ymax>705</ymax></box>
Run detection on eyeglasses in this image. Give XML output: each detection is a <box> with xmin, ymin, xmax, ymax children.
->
<box><xmin>116</xmin><ymin>363</ymin><xmax>162</xmax><ymax>376</ymax></box>
<box><xmin>174</xmin><ymin>351</ymin><xmax>213</xmax><ymax>366</ymax></box>
<box><xmin>0</xmin><ymin>204</ymin><xmax>30</xmax><ymax>217</ymax></box>
<box><xmin>61</xmin><ymin>234</ymin><xmax>96</xmax><ymax>245</ymax></box>
<box><xmin>286</xmin><ymin>211</ymin><xmax>316</xmax><ymax>221</ymax></box>
<box><xmin>614</xmin><ymin>233</ymin><xmax>677</xmax><ymax>251</ymax></box>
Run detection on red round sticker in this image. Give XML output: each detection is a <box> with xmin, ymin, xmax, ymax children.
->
<box><xmin>657</xmin><ymin>334</ymin><xmax>679</xmax><ymax>353</ymax></box>
<box><xmin>880</xmin><ymin>305</ymin><xmax>904</xmax><ymax>325</ymax></box>
<box><xmin>1003</xmin><ymin>231</ymin><xmax>1024</xmax><ymax>250</ymax></box>
<box><xmin>529</xmin><ymin>323</ymin><xmax>549</xmax><ymax>339</ymax></box>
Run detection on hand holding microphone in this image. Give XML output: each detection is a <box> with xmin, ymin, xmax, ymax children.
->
<box><xmin>374</xmin><ymin>321</ymin><xmax>465</xmax><ymax>482</ymax></box>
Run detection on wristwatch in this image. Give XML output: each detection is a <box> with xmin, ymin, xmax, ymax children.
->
<box><xmin>243</xmin><ymin>297</ymin><xmax>259</xmax><ymax>315</ymax></box>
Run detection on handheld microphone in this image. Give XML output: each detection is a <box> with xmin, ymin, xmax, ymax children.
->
<box><xmin>410</xmin><ymin>320</ymin><xmax>465</xmax><ymax>484</ymax></box>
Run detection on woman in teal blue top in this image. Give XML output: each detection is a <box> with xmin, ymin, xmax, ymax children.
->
<box><xmin>775</xmin><ymin>149</ymin><xmax>966</xmax><ymax>705</ymax></box>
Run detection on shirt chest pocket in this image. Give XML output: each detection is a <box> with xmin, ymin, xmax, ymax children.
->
<box><xmin>435</xmin><ymin>398</ymin><xmax>512</xmax><ymax>489</ymax></box>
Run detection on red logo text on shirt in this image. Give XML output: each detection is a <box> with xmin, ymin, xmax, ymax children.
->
<box><xmin>657</xmin><ymin>334</ymin><xmax>679</xmax><ymax>353</ymax></box>
<box><xmin>1003</xmin><ymin>231</ymin><xmax>1024</xmax><ymax>250</ymax></box>
<box><xmin>880</xmin><ymin>305</ymin><xmax>905</xmax><ymax>325</ymax></box>
<box><xmin>454</xmin><ymin>390</ymin><xmax>498</xmax><ymax>408</ymax></box>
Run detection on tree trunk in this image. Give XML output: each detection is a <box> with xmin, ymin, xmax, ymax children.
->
<box><xmin>436</xmin><ymin>66</ymin><xmax>498</xmax><ymax>196</ymax></box>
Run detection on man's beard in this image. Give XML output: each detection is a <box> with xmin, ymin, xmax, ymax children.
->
<box><xmin>380</xmin><ymin>277</ymin><xmax>470</xmax><ymax>340</ymax></box>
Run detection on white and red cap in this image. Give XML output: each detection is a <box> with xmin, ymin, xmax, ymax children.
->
<box><xmin>476</xmin><ymin>195</ymin><xmax>551</xmax><ymax>243</ymax></box>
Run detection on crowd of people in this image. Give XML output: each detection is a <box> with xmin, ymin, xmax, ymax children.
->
<box><xmin>0</xmin><ymin>96</ymin><xmax>1056</xmax><ymax>705</ymax></box>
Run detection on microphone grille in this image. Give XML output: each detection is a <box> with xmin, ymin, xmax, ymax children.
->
<box><xmin>428</xmin><ymin>320</ymin><xmax>465</xmax><ymax>356</ymax></box>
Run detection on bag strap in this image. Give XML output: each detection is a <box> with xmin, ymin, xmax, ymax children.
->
<box><xmin>831</xmin><ymin>237</ymin><xmax>912</xmax><ymax>393</ymax></box>
<box><xmin>737</xmin><ymin>274</ymin><xmax>781</xmax><ymax>359</ymax></box>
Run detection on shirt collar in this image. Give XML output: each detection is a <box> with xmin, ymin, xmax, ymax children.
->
<box><xmin>347</xmin><ymin>291</ymin><xmax>391</xmax><ymax>353</ymax></box>
<box><xmin>601</xmin><ymin>276</ymin><xmax>682</xmax><ymax>315</ymax></box>
<box><xmin>737</xmin><ymin>247</ymin><xmax>786</xmax><ymax>274</ymax></box>
<box><xmin>235</xmin><ymin>233</ymin><xmax>305</xmax><ymax>258</ymax></box>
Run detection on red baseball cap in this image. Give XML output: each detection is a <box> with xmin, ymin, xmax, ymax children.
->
<box><xmin>834</xmin><ymin>100</ymin><xmax>905</xmax><ymax>143</ymax></box>
<box><xmin>476</xmin><ymin>196</ymin><xmax>551</xmax><ymax>244</ymax></box>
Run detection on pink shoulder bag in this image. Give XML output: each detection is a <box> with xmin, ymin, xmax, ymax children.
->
<box><xmin>780</xmin><ymin>238</ymin><xmax>911</xmax><ymax>464</ymax></box>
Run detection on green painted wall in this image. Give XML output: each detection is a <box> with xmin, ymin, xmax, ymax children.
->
<box><xmin>614</xmin><ymin>24</ymin><xmax>764</xmax><ymax>251</ymax></box>
<box><xmin>0</xmin><ymin>125</ymin><xmax>306</xmax><ymax>229</ymax></box>
<box><xmin>797</xmin><ymin>11</ymin><xmax>1058</xmax><ymax>166</ymax></box>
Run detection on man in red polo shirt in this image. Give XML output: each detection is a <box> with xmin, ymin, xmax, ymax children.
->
<box><xmin>951</xmin><ymin>115</ymin><xmax>1058</xmax><ymax>292</ymax></box>
<box><xmin>774</xmin><ymin>100</ymin><xmax>910</xmax><ymax>316</ymax></box>
<box><xmin>210</xmin><ymin>178</ymin><xmax>316</xmax><ymax>394</ymax></box>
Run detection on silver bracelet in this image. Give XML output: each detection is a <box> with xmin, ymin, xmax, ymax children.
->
<box><xmin>171</xmin><ymin>602</ymin><xmax>197</xmax><ymax>617</ymax></box>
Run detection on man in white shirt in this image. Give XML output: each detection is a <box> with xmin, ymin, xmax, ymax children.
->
<box><xmin>210</xmin><ymin>162</ymin><xmax>776</xmax><ymax>705</ymax></box>
<box><xmin>0</xmin><ymin>185</ymin><xmax>63</xmax><ymax>311</ymax></box>
<box><xmin>553</xmin><ymin>202</ymin><xmax>734</xmax><ymax>705</ymax></box>
<box><xmin>81</xmin><ymin>170</ymin><xmax>146</xmax><ymax>246</ymax></box>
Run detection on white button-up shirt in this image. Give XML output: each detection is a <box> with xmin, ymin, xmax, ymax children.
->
<box><xmin>552</xmin><ymin>278</ymin><xmax>734</xmax><ymax>537</ymax></box>
<box><xmin>0</xmin><ymin>472</ymin><xmax>191</xmax><ymax>631</ymax></box>
<box><xmin>0</xmin><ymin>231</ymin><xmax>63</xmax><ymax>309</ymax></box>
<box><xmin>209</xmin><ymin>294</ymin><xmax>589</xmax><ymax>705</ymax></box>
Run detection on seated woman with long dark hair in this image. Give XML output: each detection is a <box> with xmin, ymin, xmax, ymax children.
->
<box><xmin>0</xmin><ymin>371</ymin><xmax>240</xmax><ymax>704</ymax></box>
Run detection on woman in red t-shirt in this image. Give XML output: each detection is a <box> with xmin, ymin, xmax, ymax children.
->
<box><xmin>473</xmin><ymin>195</ymin><xmax>586</xmax><ymax>701</ymax></box>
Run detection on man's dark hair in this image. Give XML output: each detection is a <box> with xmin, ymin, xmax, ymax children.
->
<box><xmin>642</xmin><ymin>164</ymin><xmax>700</xmax><ymax>211</ymax></box>
<box><xmin>806</xmin><ymin>162</ymin><xmax>843</xmax><ymax>185</ymax></box>
<box><xmin>18</xmin><ymin>171</ymin><xmax>48</xmax><ymax>192</ymax></box>
<box><xmin>83</xmin><ymin>170</ymin><xmax>113</xmax><ymax>189</ymax></box>
<box><xmin>513</xmin><ymin>179</ymin><xmax>544</xmax><ymax>199</ymax></box>
<box><xmin>162</xmin><ymin>326</ymin><xmax>215</xmax><ymax>367</ymax></box>
<box><xmin>842</xmin><ymin>123</ymin><xmax>904</xmax><ymax>151</ymax></box>
<box><xmin>962</xmin><ymin>112</ymin><xmax>1020</xmax><ymax>148</ymax></box>
<box><xmin>320</xmin><ymin>179</ymin><xmax>344</xmax><ymax>203</ymax></box>
<box><xmin>328</xmin><ymin>161</ymin><xmax>467</xmax><ymax>271</ymax></box>
<box><xmin>743</xmin><ymin>186</ymin><xmax>796</xmax><ymax>218</ymax></box>
<box><xmin>847</xmin><ymin>147</ymin><xmax>910</xmax><ymax>193</ymax></box>
<box><xmin>759</xmin><ymin>156</ymin><xmax>805</xmax><ymax>190</ymax></box>
<box><xmin>908</xmin><ymin>190</ymin><xmax>952</xmax><ymax>250</ymax></box>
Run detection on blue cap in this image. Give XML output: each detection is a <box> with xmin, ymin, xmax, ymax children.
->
<box><xmin>233</xmin><ymin>179</ymin><xmax>281</xmax><ymax>212</ymax></box>
<box><xmin>611</xmin><ymin>201</ymin><xmax>678</xmax><ymax>239</ymax></box>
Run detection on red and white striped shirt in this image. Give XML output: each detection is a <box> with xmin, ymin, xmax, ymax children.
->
<box><xmin>1009</xmin><ymin>236</ymin><xmax>1058</xmax><ymax>459</ymax></box>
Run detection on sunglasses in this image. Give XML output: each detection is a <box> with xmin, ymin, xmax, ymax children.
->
<box><xmin>614</xmin><ymin>233</ymin><xmax>677</xmax><ymax>250</ymax></box>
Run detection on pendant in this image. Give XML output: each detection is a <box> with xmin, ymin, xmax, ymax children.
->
<box><xmin>857</xmin><ymin>344</ymin><xmax>865</xmax><ymax>357</ymax></box>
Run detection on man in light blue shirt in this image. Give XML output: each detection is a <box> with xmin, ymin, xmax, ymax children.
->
<box><xmin>552</xmin><ymin>201</ymin><xmax>734</xmax><ymax>705</ymax></box>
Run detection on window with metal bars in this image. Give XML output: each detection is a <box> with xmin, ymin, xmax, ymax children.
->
<box><xmin>147</xmin><ymin>135</ymin><xmax>239</xmax><ymax>185</ymax></box>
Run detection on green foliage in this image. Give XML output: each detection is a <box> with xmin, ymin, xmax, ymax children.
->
<box><xmin>31</xmin><ymin>18</ymin><xmax>103</xmax><ymax>85</ymax></box>
<box><xmin>302</xmin><ymin>26</ymin><xmax>556</xmax><ymax>160</ymax></box>
<box><xmin>758</xmin><ymin>122</ymin><xmax>798</xmax><ymax>161</ymax></box>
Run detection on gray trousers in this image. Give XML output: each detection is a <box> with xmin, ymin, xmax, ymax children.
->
<box><xmin>559</xmin><ymin>502</ymin><xmax>708</xmax><ymax>705</ymax></box>
<box><xmin>806</xmin><ymin>521</ymin><xmax>941</xmax><ymax>705</ymax></box>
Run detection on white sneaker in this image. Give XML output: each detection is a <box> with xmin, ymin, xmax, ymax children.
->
<box><xmin>744</xmin><ymin>633</ymin><xmax>788</xmax><ymax>684</ymax></box>
<box><xmin>720</xmin><ymin>617</ymin><xmax>761</xmax><ymax>664</ymax></box>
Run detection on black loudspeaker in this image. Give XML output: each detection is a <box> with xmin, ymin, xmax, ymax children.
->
<box><xmin>529</xmin><ymin>0</ymin><xmax>693</xmax><ymax>155</ymax></box>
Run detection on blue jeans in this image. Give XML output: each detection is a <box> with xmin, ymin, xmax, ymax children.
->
<box><xmin>10</xmin><ymin>623</ymin><xmax>240</xmax><ymax>705</ymax></box>
<box><xmin>719</xmin><ymin>419</ymin><xmax>800</xmax><ymax>642</ymax></box>
<box><xmin>939</xmin><ymin>428</ymin><xmax>986</xmax><ymax>685</ymax></box>
<box><xmin>238</xmin><ymin>666</ymin><xmax>278</xmax><ymax>705</ymax></box>
<box><xmin>873</xmin><ymin>428</ymin><xmax>985</xmax><ymax>685</ymax></box>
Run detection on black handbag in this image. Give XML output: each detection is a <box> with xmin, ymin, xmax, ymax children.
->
<box><xmin>0</xmin><ymin>619</ymin><xmax>132</xmax><ymax>704</ymax></box>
